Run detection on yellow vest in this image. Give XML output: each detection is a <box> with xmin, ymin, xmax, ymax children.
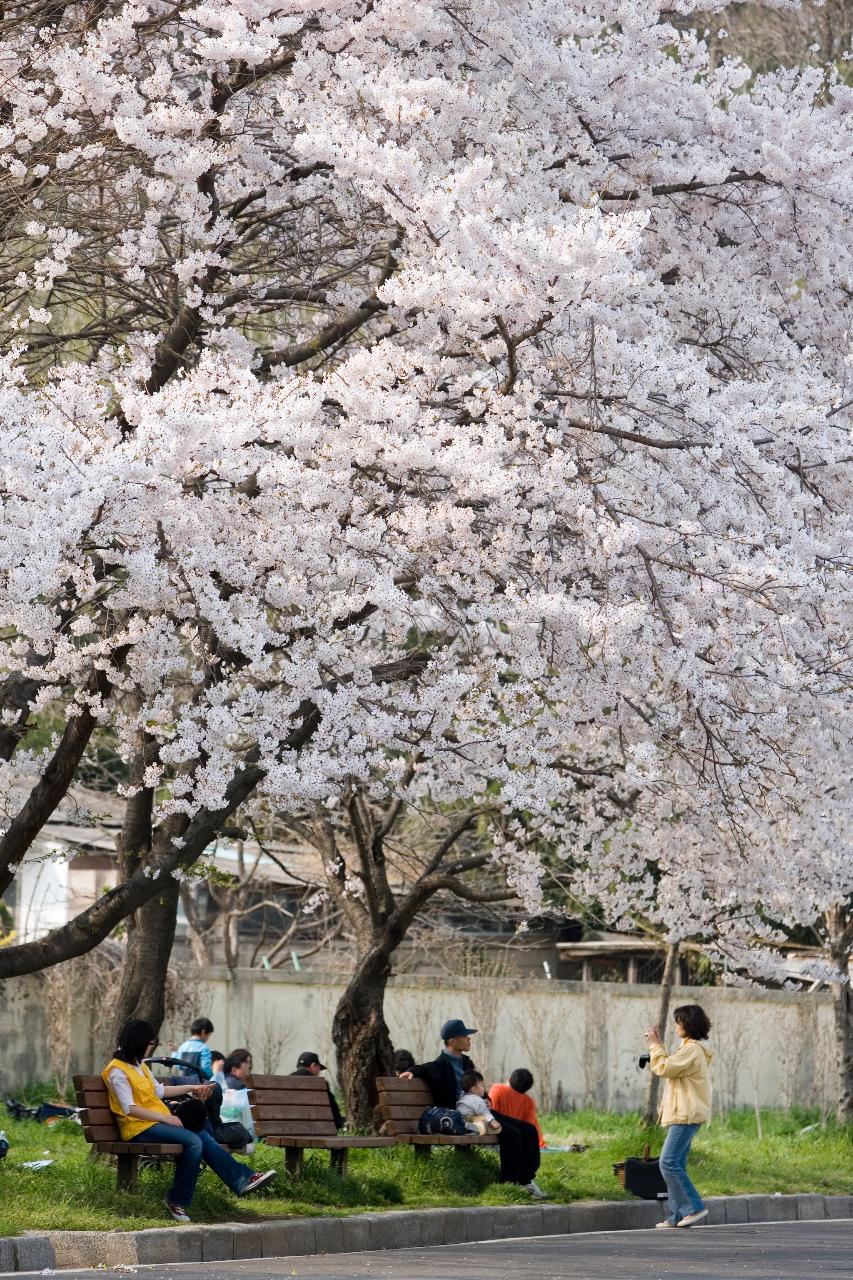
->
<box><xmin>102</xmin><ymin>1059</ymin><xmax>172</xmax><ymax>1141</ymax></box>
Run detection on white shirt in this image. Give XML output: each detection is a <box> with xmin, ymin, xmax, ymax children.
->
<box><xmin>107</xmin><ymin>1063</ymin><xmax>165</xmax><ymax>1115</ymax></box>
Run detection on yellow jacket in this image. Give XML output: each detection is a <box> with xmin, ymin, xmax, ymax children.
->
<box><xmin>650</xmin><ymin>1038</ymin><xmax>713</xmax><ymax>1126</ymax></box>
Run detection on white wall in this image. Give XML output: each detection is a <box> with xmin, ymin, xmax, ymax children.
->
<box><xmin>191</xmin><ymin>970</ymin><xmax>835</xmax><ymax>1114</ymax></box>
<box><xmin>0</xmin><ymin>967</ymin><xmax>836</xmax><ymax>1114</ymax></box>
<box><xmin>15</xmin><ymin>846</ymin><xmax>70</xmax><ymax>941</ymax></box>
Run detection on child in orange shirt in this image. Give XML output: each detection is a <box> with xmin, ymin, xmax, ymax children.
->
<box><xmin>488</xmin><ymin>1068</ymin><xmax>546</xmax><ymax>1149</ymax></box>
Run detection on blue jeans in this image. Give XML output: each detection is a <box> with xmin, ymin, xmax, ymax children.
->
<box><xmin>132</xmin><ymin>1122</ymin><xmax>253</xmax><ymax>1208</ymax></box>
<box><xmin>660</xmin><ymin>1123</ymin><xmax>703</xmax><ymax>1223</ymax></box>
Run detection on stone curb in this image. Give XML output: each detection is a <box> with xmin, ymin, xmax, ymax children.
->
<box><xmin>2</xmin><ymin>1194</ymin><xmax>850</xmax><ymax>1272</ymax></box>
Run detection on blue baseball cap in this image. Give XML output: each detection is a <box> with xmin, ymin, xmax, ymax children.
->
<box><xmin>440</xmin><ymin>1019</ymin><xmax>477</xmax><ymax>1041</ymax></box>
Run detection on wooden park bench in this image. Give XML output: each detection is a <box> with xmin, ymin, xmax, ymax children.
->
<box><xmin>74</xmin><ymin>1072</ymin><xmax>247</xmax><ymax>1192</ymax></box>
<box><xmin>248</xmin><ymin>1073</ymin><xmax>397</xmax><ymax>1177</ymax></box>
<box><xmin>74</xmin><ymin>1073</ymin><xmax>184</xmax><ymax>1192</ymax></box>
<box><xmin>375</xmin><ymin>1076</ymin><xmax>500</xmax><ymax>1158</ymax></box>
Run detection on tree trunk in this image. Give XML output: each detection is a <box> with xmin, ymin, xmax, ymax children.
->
<box><xmin>825</xmin><ymin>903</ymin><xmax>853</xmax><ymax>1126</ymax></box>
<box><xmin>111</xmin><ymin>879</ymin><xmax>180</xmax><ymax>1044</ymax></box>
<box><xmin>642</xmin><ymin>940</ymin><xmax>680</xmax><ymax>1127</ymax></box>
<box><xmin>332</xmin><ymin>943</ymin><xmax>395</xmax><ymax>1131</ymax></box>
<box><xmin>831</xmin><ymin>979</ymin><xmax>853</xmax><ymax>1126</ymax></box>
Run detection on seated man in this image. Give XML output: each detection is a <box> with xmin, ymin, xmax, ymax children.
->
<box><xmin>402</xmin><ymin>1019</ymin><xmax>545</xmax><ymax>1199</ymax></box>
<box><xmin>291</xmin><ymin>1052</ymin><xmax>345</xmax><ymax>1130</ymax></box>
<box><xmin>489</xmin><ymin>1069</ymin><xmax>546</xmax><ymax>1149</ymax></box>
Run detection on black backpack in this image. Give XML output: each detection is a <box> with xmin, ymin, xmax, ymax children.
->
<box><xmin>418</xmin><ymin>1105</ymin><xmax>467</xmax><ymax>1135</ymax></box>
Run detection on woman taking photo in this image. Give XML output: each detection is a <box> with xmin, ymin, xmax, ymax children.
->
<box><xmin>103</xmin><ymin>1019</ymin><xmax>274</xmax><ymax>1222</ymax></box>
<box><xmin>645</xmin><ymin>1003</ymin><xmax>712</xmax><ymax>1229</ymax></box>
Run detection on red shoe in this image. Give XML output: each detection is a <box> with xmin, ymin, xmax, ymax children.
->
<box><xmin>241</xmin><ymin>1169</ymin><xmax>275</xmax><ymax>1195</ymax></box>
<box><xmin>164</xmin><ymin>1199</ymin><xmax>191</xmax><ymax>1223</ymax></box>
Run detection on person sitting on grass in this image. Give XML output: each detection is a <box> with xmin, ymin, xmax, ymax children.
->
<box><xmin>103</xmin><ymin>1019</ymin><xmax>274</xmax><ymax>1223</ymax></box>
<box><xmin>456</xmin><ymin>1070</ymin><xmax>502</xmax><ymax>1135</ymax></box>
<box><xmin>488</xmin><ymin>1069</ymin><xmax>546</xmax><ymax>1149</ymax></box>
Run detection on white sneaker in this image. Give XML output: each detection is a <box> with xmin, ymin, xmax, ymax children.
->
<box><xmin>678</xmin><ymin>1208</ymin><xmax>708</xmax><ymax>1227</ymax></box>
<box><xmin>524</xmin><ymin>1179</ymin><xmax>548</xmax><ymax>1200</ymax></box>
<box><xmin>655</xmin><ymin>1220</ymin><xmax>678</xmax><ymax>1229</ymax></box>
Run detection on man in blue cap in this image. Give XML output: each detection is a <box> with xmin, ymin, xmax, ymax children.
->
<box><xmin>401</xmin><ymin>1017</ymin><xmax>544</xmax><ymax>1197</ymax></box>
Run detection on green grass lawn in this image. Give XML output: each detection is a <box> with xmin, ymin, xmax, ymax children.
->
<box><xmin>0</xmin><ymin>1101</ymin><xmax>850</xmax><ymax>1236</ymax></box>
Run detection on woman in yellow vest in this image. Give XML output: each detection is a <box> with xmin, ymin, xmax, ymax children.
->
<box><xmin>103</xmin><ymin>1019</ymin><xmax>275</xmax><ymax>1222</ymax></box>
<box><xmin>645</xmin><ymin>1003</ymin><xmax>713</xmax><ymax>1229</ymax></box>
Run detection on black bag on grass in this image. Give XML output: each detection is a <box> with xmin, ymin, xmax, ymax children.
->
<box><xmin>613</xmin><ymin>1143</ymin><xmax>667</xmax><ymax>1200</ymax></box>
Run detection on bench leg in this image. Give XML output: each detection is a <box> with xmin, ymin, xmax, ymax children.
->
<box><xmin>413</xmin><ymin>1145</ymin><xmax>431</xmax><ymax>1160</ymax></box>
<box><xmin>284</xmin><ymin>1147</ymin><xmax>304</xmax><ymax>1177</ymax></box>
<box><xmin>330</xmin><ymin>1148</ymin><xmax>348</xmax><ymax>1178</ymax></box>
<box><xmin>116</xmin><ymin>1154</ymin><xmax>139</xmax><ymax>1193</ymax></box>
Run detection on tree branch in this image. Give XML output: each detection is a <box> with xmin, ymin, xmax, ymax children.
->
<box><xmin>0</xmin><ymin>670</ymin><xmax>111</xmax><ymax>895</ymax></box>
<box><xmin>258</xmin><ymin>237</ymin><xmax>400</xmax><ymax>372</ymax></box>
<box><xmin>596</xmin><ymin>170</ymin><xmax>776</xmax><ymax>202</ymax></box>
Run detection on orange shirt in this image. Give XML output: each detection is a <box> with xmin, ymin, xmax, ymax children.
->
<box><xmin>488</xmin><ymin>1082</ymin><xmax>546</xmax><ymax>1148</ymax></box>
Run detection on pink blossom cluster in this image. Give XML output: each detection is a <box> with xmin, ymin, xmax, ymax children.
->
<box><xmin>0</xmin><ymin>0</ymin><xmax>850</xmax><ymax>961</ymax></box>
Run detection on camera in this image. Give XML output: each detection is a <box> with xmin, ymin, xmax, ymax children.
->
<box><xmin>638</xmin><ymin>1053</ymin><xmax>650</xmax><ymax>1070</ymax></box>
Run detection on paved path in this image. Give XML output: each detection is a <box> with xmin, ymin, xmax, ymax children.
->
<box><xmin>26</xmin><ymin>1220</ymin><xmax>853</xmax><ymax>1280</ymax></box>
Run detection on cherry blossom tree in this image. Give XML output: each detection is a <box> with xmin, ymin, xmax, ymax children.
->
<box><xmin>0</xmin><ymin>0</ymin><xmax>851</xmax><ymax>1112</ymax></box>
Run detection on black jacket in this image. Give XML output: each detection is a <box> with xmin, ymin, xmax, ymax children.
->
<box><xmin>411</xmin><ymin>1052</ymin><xmax>475</xmax><ymax>1109</ymax></box>
<box><xmin>290</xmin><ymin>1068</ymin><xmax>345</xmax><ymax>1130</ymax></box>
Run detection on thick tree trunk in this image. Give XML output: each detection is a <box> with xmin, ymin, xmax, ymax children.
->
<box><xmin>111</xmin><ymin>879</ymin><xmax>180</xmax><ymax>1044</ymax></box>
<box><xmin>642</xmin><ymin>940</ymin><xmax>680</xmax><ymax>1127</ymax></box>
<box><xmin>332</xmin><ymin>944</ymin><xmax>395</xmax><ymax>1132</ymax></box>
<box><xmin>825</xmin><ymin>903</ymin><xmax>853</xmax><ymax>1126</ymax></box>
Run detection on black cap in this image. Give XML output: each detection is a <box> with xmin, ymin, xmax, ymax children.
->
<box><xmin>440</xmin><ymin>1018</ymin><xmax>477</xmax><ymax>1042</ymax></box>
<box><xmin>297</xmin><ymin>1051</ymin><xmax>327</xmax><ymax>1070</ymax></box>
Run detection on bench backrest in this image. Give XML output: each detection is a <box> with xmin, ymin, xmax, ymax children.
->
<box><xmin>247</xmin><ymin>1073</ymin><xmax>337</xmax><ymax>1140</ymax></box>
<box><xmin>73</xmin><ymin>1073</ymin><xmax>122</xmax><ymax>1145</ymax></box>
<box><xmin>375</xmin><ymin>1076</ymin><xmax>433</xmax><ymax>1136</ymax></box>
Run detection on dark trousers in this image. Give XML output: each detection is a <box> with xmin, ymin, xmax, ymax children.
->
<box><xmin>131</xmin><ymin>1121</ymin><xmax>251</xmax><ymax>1208</ymax></box>
<box><xmin>490</xmin><ymin>1112</ymin><xmax>541</xmax><ymax>1185</ymax></box>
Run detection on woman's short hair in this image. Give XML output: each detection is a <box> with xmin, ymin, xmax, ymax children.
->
<box><xmin>114</xmin><ymin>1019</ymin><xmax>155</xmax><ymax>1065</ymax></box>
<box><xmin>225</xmin><ymin>1048</ymin><xmax>252</xmax><ymax>1073</ymax></box>
<box><xmin>461</xmin><ymin>1070</ymin><xmax>484</xmax><ymax>1092</ymax></box>
<box><xmin>673</xmin><ymin>1004</ymin><xmax>712</xmax><ymax>1040</ymax></box>
<box><xmin>509</xmin><ymin>1068</ymin><xmax>534</xmax><ymax>1093</ymax></box>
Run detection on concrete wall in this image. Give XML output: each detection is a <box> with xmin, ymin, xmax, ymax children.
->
<box><xmin>0</xmin><ymin>968</ymin><xmax>837</xmax><ymax>1114</ymax></box>
<box><xmin>0</xmin><ymin>973</ymin><xmax>92</xmax><ymax>1094</ymax></box>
